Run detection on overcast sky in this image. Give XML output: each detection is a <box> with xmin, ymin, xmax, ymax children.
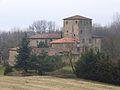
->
<box><xmin>0</xmin><ymin>0</ymin><xmax>120</xmax><ymax>30</ymax></box>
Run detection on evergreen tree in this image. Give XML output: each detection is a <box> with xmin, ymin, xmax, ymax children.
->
<box><xmin>15</xmin><ymin>33</ymin><xmax>31</xmax><ymax>73</ymax></box>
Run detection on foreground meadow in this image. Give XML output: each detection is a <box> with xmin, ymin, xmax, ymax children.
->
<box><xmin>0</xmin><ymin>76</ymin><xmax>119</xmax><ymax>90</ymax></box>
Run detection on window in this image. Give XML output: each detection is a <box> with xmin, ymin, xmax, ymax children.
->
<box><xmin>50</xmin><ymin>39</ymin><xmax>52</xmax><ymax>41</ymax></box>
<box><xmin>89</xmin><ymin>39</ymin><xmax>92</xmax><ymax>43</ymax></box>
<box><xmin>75</xmin><ymin>21</ymin><xmax>78</xmax><ymax>24</ymax></box>
<box><xmin>66</xmin><ymin>21</ymin><xmax>68</xmax><ymax>25</ymax></box>
<box><xmin>80</xmin><ymin>21</ymin><xmax>82</xmax><ymax>24</ymax></box>
<box><xmin>77</xmin><ymin>47</ymin><xmax>80</xmax><ymax>52</ymax></box>
<box><xmin>74</xmin><ymin>34</ymin><xmax>75</xmax><ymax>36</ymax></box>
<box><xmin>66</xmin><ymin>30</ymin><xmax>68</xmax><ymax>33</ymax></box>
<box><xmin>82</xmin><ymin>38</ymin><xmax>85</xmax><ymax>43</ymax></box>
<box><xmin>84</xmin><ymin>21</ymin><xmax>86</xmax><ymax>25</ymax></box>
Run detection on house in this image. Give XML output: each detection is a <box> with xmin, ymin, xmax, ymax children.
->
<box><xmin>8</xmin><ymin>15</ymin><xmax>101</xmax><ymax>65</ymax></box>
<box><xmin>29</xmin><ymin>33</ymin><xmax>61</xmax><ymax>47</ymax></box>
<box><xmin>50</xmin><ymin>15</ymin><xmax>101</xmax><ymax>53</ymax></box>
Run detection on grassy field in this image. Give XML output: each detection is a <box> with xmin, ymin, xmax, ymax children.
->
<box><xmin>0</xmin><ymin>76</ymin><xmax>119</xmax><ymax>90</ymax></box>
<box><xmin>0</xmin><ymin>66</ymin><xmax>5</xmax><ymax>75</ymax></box>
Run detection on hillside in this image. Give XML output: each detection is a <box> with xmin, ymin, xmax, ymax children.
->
<box><xmin>0</xmin><ymin>76</ymin><xmax>119</xmax><ymax>90</ymax></box>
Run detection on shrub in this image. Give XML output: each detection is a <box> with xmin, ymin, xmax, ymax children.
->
<box><xmin>28</xmin><ymin>54</ymin><xmax>63</xmax><ymax>75</ymax></box>
<box><xmin>75</xmin><ymin>50</ymin><xmax>97</xmax><ymax>79</ymax></box>
<box><xmin>75</xmin><ymin>50</ymin><xmax>120</xmax><ymax>85</ymax></box>
<box><xmin>4</xmin><ymin>66</ymin><xmax>13</xmax><ymax>75</ymax></box>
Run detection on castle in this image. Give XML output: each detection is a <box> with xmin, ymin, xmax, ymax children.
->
<box><xmin>8</xmin><ymin>15</ymin><xmax>101</xmax><ymax>65</ymax></box>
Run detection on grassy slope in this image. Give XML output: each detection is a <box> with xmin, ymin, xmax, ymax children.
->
<box><xmin>0</xmin><ymin>66</ymin><xmax>119</xmax><ymax>90</ymax></box>
<box><xmin>0</xmin><ymin>76</ymin><xmax>120</xmax><ymax>90</ymax></box>
<box><xmin>0</xmin><ymin>66</ymin><xmax>5</xmax><ymax>75</ymax></box>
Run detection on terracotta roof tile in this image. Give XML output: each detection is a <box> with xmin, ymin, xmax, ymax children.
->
<box><xmin>29</xmin><ymin>33</ymin><xmax>61</xmax><ymax>39</ymax></box>
<box><xmin>63</xmin><ymin>15</ymin><xmax>92</xmax><ymax>20</ymax></box>
<box><xmin>50</xmin><ymin>37</ymin><xmax>80</xmax><ymax>44</ymax></box>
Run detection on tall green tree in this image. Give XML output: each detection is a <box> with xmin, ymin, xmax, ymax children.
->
<box><xmin>15</xmin><ymin>33</ymin><xmax>31</xmax><ymax>73</ymax></box>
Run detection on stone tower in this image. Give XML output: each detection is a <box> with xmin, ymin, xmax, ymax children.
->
<box><xmin>63</xmin><ymin>15</ymin><xmax>92</xmax><ymax>49</ymax></box>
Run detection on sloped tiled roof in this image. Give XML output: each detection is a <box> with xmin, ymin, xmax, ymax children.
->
<box><xmin>29</xmin><ymin>33</ymin><xmax>61</xmax><ymax>39</ymax></box>
<box><xmin>50</xmin><ymin>37</ymin><xmax>79</xmax><ymax>44</ymax></box>
<box><xmin>63</xmin><ymin>15</ymin><xmax>92</xmax><ymax>20</ymax></box>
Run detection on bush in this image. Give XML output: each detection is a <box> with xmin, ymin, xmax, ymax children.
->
<box><xmin>4</xmin><ymin>66</ymin><xmax>13</xmax><ymax>75</ymax></box>
<box><xmin>75</xmin><ymin>50</ymin><xmax>97</xmax><ymax>79</ymax></box>
<box><xmin>28</xmin><ymin>54</ymin><xmax>63</xmax><ymax>75</ymax></box>
<box><xmin>75</xmin><ymin>50</ymin><xmax>120</xmax><ymax>85</ymax></box>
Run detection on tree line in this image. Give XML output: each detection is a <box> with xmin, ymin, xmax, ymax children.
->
<box><xmin>93</xmin><ymin>13</ymin><xmax>120</xmax><ymax>59</ymax></box>
<box><xmin>0</xmin><ymin>20</ymin><xmax>61</xmax><ymax>61</ymax></box>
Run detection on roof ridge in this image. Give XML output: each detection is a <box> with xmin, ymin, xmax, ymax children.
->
<box><xmin>63</xmin><ymin>15</ymin><xmax>92</xmax><ymax>20</ymax></box>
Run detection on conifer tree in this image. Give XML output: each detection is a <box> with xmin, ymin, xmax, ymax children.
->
<box><xmin>16</xmin><ymin>33</ymin><xmax>31</xmax><ymax>73</ymax></box>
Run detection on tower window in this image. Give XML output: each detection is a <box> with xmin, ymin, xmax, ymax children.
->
<box><xmin>82</xmin><ymin>39</ymin><xmax>85</xmax><ymax>43</ymax></box>
<box><xmin>75</xmin><ymin>21</ymin><xmax>78</xmax><ymax>24</ymax></box>
<box><xmin>80</xmin><ymin>21</ymin><xmax>82</xmax><ymax>24</ymax></box>
<box><xmin>66</xmin><ymin>21</ymin><xmax>68</xmax><ymax>25</ymax></box>
<box><xmin>74</xmin><ymin>34</ymin><xmax>75</xmax><ymax>36</ymax></box>
<box><xmin>81</xmin><ymin>30</ymin><xmax>83</xmax><ymax>34</ymax></box>
<box><xmin>66</xmin><ymin>30</ymin><xmax>68</xmax><ymax>33</ymax></box>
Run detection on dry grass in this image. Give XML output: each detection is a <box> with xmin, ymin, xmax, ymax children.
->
<box><xmin>0</xmin><ymin>76</ymin><xmax>119</xmax><ymax>90</ymax></box>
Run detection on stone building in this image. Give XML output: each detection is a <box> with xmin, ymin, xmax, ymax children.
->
<box><xmin>8</xmin><ymin>15</ymin><xmax>101</xmax><ymax>65</ymax></box>
<box><xmin>51</xmin><ymin>15</ymin><xmax>101</xmax><ymax>52</ymax></box>
<box><xmin>29</xmin><ymin>33</ymin><xmax>61</xmax><ymax>47</ymax></box>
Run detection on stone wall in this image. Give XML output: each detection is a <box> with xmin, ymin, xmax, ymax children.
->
<box><xmin>8</xmin><ymin>48</ymin><xmax>18</xmax><ymax>66</ymax></box>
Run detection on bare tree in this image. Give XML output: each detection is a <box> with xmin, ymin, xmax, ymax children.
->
<box><xmin>29</xmin><ymin>20</ymin><xmax>61</xmax><ymax>34</ymax></box>
<box><xmin>0</xmin><ymin>28</ymin><xmax>32</xmax><ymax>60</ymax></box>
<box><xmin>48</xmin><ymin>21</ymin><xmax>56</xmax><ymax>33</ymax></box>
<box><xmin>29</xmin><ymin>20</ymin><xmax>47</xmax><ymax>33</ymax></box>
<box><xmin>93</xmin><ymin>13</ymin><xmax>120</xmax><ymax>59</ymax></box>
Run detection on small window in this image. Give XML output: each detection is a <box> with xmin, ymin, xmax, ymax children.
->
<box><xmin>77</xmin><ymin>47</ymin><xmax>80</xmax><ymax>52</ymax></box>
<box><xmin>84</xmin><ymin>21</ymin><xmax>86</xmax><ymax>25</ymax></box>
<box><xmin>75</xmin><ymin>21</ymin><xmax>78</xmax><ymax>24</ymax></box>
<box><xmin>50</xmin><ymin>39</ymin><xmax>52</xmax><ymax>41</ymax></box>
<box><xmin>82</xmin><ymin>39</ymin><xmax>85</xmax><ymax>43</ymax></box>
<box><xmin>81</xmin><ymin>30</ymin><xmax>83</xmax><ymax>34</ymax></box>
<box><xmin>66</xmin><ymin>30</ymin><xmax>68</xmax><ymax>33</ymax></box>
<box><xmin>80</xmin><ymin>21</ymin><xmax>82</xmax><ymax>24</ymax></box>
<box><xmin>66</xmin><ymin>21</ymin><xmax>68</xmax><ymax>25</ymax></box>
<box><xmin>74</xmin><ymin>34</ymin><xmax>75</xmax><ymax>36</ymax></box>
